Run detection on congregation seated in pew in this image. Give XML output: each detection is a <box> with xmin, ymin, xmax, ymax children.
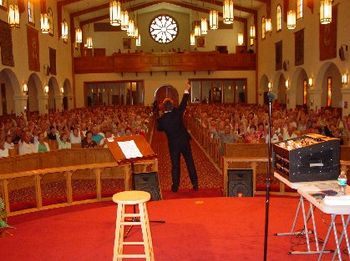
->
<box><xmin>0</xmin><ymin>105</ymin><xmax>152</xmax><ymax>158</ymax></box>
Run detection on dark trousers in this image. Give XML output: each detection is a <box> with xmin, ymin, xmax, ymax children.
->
<box><xmin>169</xmin><ymin>139</ymin><xmax>198</xmax><ymax>188</ymax></box>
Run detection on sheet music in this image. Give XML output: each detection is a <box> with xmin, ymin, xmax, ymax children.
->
<box><xmin>117</xmin><ymin>140</ymin><xmax>143</xmax><ymax>159</ymax></box>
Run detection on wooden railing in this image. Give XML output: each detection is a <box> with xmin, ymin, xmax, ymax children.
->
<box><xmin>0</xmin><ymin>148</ymin><xmax>158</xmax><ymax>216</ymax></box>
<box><xmin>74</xmin><ymin>51</ymin><xmax>256</xmax><ymax>74</ymax></box>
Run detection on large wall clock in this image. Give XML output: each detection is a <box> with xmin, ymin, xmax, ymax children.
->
<box><xmin>149</xmin><ymin>15</ymin><xmax>178</xmax><ymax>44</ymax></box>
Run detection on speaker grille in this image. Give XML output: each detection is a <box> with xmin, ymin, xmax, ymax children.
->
<box><xmin>133</xmin><ymin>172</ymin><xmax>161</xmax><ymax>201</ymax></box>
<box><xmin>227</xmin><ymin>169</ymin><xmax>253</xmax><ymax>197</ymax></box>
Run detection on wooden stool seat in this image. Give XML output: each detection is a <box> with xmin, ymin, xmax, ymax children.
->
<box><xmin>113</xmin><ymin>190</ymin><xmax>154</xmax><ymax>261</ymax></box>
<box><xmin>112</xmin><ymin>190</ymin><xmax>151</xmax><ymax>205</ymax></box>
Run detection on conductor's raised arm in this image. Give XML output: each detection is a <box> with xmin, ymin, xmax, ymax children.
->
<box><xmin>178</xmin><ymin>81</ymin><xmax>191</xmax><ymax>114</ymax></box>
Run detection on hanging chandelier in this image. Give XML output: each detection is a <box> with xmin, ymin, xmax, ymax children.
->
<box><xmin>190</xmin><ymin>32</ymin><xmax>196</xmax><ymax>46</ymax></box>
<box><xmin>200</xmin><ymin>18</ymin><xmax>208</xmax><ymax>35</ymax></box>
<box><xmin>61</xmin><ymin>20</ymin><xmax>69</xmax><ymax>41</ymax></box>
<box><xmin>40</xmin><ymin>13</ymin><xmax>50</xmax><ymax>34</ymax></box>
<box><xmin>85</xmin><ymin>37</ymin><xmax>93</xmax><ymax>49</ymax></box>
<box><xmin>120</xmin><ymin>10</ymin><xmax>129</xmax><ymax>31</ymax></box>
<box><xmin>223</xmin><ymin>0</ymin><xmax>234</xmax><ymax>24</ymax></box>
<box><xmin>194</xmin><ymin>24</ymin><xmax>201</xmax><ymax>37</ymax></box>
<box><xmin>249</xmin><ymin>25</ymin><xmax>255</xmax><ymax>38</ymax></box>
<box><xmin>287</xmin><ymin>10</ymin><xmax>296</xmax><ymax>30</ymax></box>
<box><xmin>209</xmin><ymin>10</ymin><xmax>218</xmax><ymax>30</ymax></box>
<box><xmin>265</xmin><ymin>18</ymin><xmax>272</xmax><ymax>33</ymax></box>
<box><xmin>127</xmin><ymin>19</ymin><xmax>135</xmax><ymax>37</ymax></box>
<box><xmin>75</xmin><ymin>28</ymin><xmax>82</xmax><ymax>44</ymax></box>
<box><xmin>133</xmin><ymin>26</ymin><xmax>138</xmax><ymax>39</ymax></box>
<box><xmin>237</xmin><ymin>33</ymin><xmax>244</xmax><ymax>46</ymax></box>
<box><xmin>8</xmin><ymin>4</ymin><xmax>20</xmax><ymax>28</ymax></box>
<box><xmin>109</xmin><ymin>0</ymin><xmax>121</xmax><ymax>26</ymax></box>
<box><xmin>320</xmin><ymin>0</ymin><xmax>332</xmax><ymax>24</ymax></box>
<box><xmin>136</xmin><ymin>34</ymin><xmax>141</xmax><ymax>46</ymax></box>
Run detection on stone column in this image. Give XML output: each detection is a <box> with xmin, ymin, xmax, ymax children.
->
<box><xmin>38</xmin><ymin>95</ymin><xmax>49</xmax><ymax>115</ymax></box>
<box><xmin>308</xmin><ymin>88</ymin><xmax>322</xmax><ymax>111</ymax></box>
<box><xmin>54</xmin><ymin>94</ymin><xmax>63</xmax><ymax>112</ymax></box>
<box><xmin>14</xmin><ymin>95</ymin><xmax>28</xmax><ymax>116</ymax></box>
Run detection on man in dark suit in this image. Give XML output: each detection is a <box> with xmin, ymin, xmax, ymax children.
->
<box><xmin>157</xmin><ymin>82</ymin><xmax>198</xmax><ymax>192</ymax></box>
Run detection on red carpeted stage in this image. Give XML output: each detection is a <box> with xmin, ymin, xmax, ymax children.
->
<box><xmin>1</xmin><ymin>196</ymin><xmax>340</xmax><ymax>261</ymax></box>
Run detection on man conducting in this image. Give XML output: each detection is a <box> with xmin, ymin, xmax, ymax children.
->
<box><xmin>157</xmin><ymin>82</ymin><xmax>198</xmax><ymax>192</ymax></box>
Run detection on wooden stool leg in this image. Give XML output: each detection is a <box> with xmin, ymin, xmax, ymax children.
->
<box><xmin>113</xmin><ymin>203</ymin><xmax>124</xmax><ymax>261</ymax></box>
<box><xmin>143</xmin><ymin>204</ymin><xmax>154</xmax><ymax>259</ymax></box>
<box><xmin>139</xmin><ymin>203</ymin><xmax>154</xmax><ymax>261</ymax></box>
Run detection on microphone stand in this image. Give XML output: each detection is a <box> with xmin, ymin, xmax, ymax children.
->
<box><xmin>263</xmin><ymin>91</ymin><xmax>274</xmax><ymax>261</ymax></box>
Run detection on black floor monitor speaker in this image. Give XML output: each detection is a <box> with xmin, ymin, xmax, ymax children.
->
<box><xmin>227</xmin><ymin>169</ymin><xmax>253</xmax><ymax>197</ymax></box>
<box><xmin>133</xmin><ymin>172</ymin><xmax>161</xmax><ymax>201</ymax></box>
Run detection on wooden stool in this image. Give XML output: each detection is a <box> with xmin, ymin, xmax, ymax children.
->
<box><xmin>112</xmin><ymin>190</ymin><xmax>154</xmax><ymax>261</ymax></box>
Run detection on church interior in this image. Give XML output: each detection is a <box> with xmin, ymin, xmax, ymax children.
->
<box><xmin>1</xmin><ymin>0</ymin><xmax>350</xmax><ymax>260</ymax></box>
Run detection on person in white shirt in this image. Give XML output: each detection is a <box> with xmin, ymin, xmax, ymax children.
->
<box><xmin>70</xmin><ymin>127</ymin><xmax>82</xmax><ymax>144</ymax></box>
<box><xmin>57</xmin><ymin>132</ymin><xmax>72</xmax><ymax>150</ymax></box>
<box><xmin>4</xmin><ymin>135</ymin><xmax>14</xmax><ymax>150</ymax></box>
<box><xmin>19</xmin><ymin>132</ymin><xmax>36</xmax><ymax>155</ymax></box>
<box><xmin>0</xmin><ymin>139</ymin><xmax>9</xmax><ymax>158</ymax></box>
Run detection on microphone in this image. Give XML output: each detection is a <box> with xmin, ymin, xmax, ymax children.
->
<box><xmin>267</xmin><ymin>91</ymin><xmax>276</xmax><ymax>101</ymax></box>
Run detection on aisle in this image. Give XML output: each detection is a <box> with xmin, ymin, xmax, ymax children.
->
<box><xmin>151</xmin><ymin>129</ymin><xmax>222</xmax><ymax>198</ymax></box>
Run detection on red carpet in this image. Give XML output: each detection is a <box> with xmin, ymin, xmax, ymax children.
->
<box><xmin>151</xmin><ymin>129</ymin><xmax>222</xmax><ymax>196</ymax></box>
<box><xmin>1</xmin><ymin>196</ymin><xmax>345</xmax><ymax>261</ymax></box>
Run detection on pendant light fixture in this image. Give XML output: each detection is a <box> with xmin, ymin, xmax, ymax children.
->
<box><xmin>194</xmin><ymin>23</ymin><xmax>201</xmax><ymax>37</ymax></box>
<box><xmin>127</xmin><ymin>19</ymin><xmax>135</xmax><ymax>37</ymax></box>
<box><xmin>249</xmin><ymin>25</ymin><xmax>256</xmax><ymax>38</ymax></box>
<box><xmin>237</xmin><ymin>33</ymin><xmax>244</xmax><ymax>46</ymax></box>
<box><xmin>190</xmin><ymin>32</ymin><xmax>196</xmax><ymax>46</ymax></box>
<box><xmin>40</xmin><ymin>13</ymin><xmax>50</xmax><ymax>34</ymax></box>
<box><xmin>287</xmin><ymin>10</ymin><xmax>296</xmax><ymax>29</ymax></box>
<box><xmin>265</xmin><ymin>17</ymin><xmax>272</xmax><ymax>33</ymax></box>
<box><xmin>320</xmin><ymin>0</ymin><xmax>332</xmax><ymax>24</ymax></box>
<box><xmin>120</xmin><ymin>10</ymin><xmax>129</xmax><ymax>31</ymax></box>
<box><xmin>223</xmin><ymin>0</ymin><xmax>234</xmax><ymax>24</ymax></box>
<box><xmin>110</xmin><ymin>0</ymin><xmax>121</xmax><ymax>26</ymax></box>
<box><xmin>8</xmin><ymin>3</ymin><xmax>20</xmax><ymax>28</ymax></box>
<box><xmin>201</xmin><ymin>17</ymin><xmax>208</xmax><ymax>35</ymax></box>
<box><xmin>61</xmin><ymin>20</ymin><xmax>69</xmax><ymax>41</ymax></box>
<box><xmin>85</xmin><ymin>37</ymin><xmax>93</xmax><ymax>49</ymax></box>
<box><xmin>136</xmin><ymin>34</ymin><xmax>141</xmax><ymax>46</ymax></box>
<box><xmin>133</xmin><ymin>26</ymin><xmax>138</xmax><ymax>39</ymax></box>
<box><xmin>75</xmin><ymin>27</ymin><xmax>82</xmax><ymax>44</ymax></box>
<box><xmin>209</xmin><ymin>10</ymin><xmax>218</xmax><ymax>30</ymax></box>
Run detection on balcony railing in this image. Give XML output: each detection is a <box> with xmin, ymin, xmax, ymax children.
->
<box><xmin>74</xmin><ymin>51</ymin><xmax>256</xmax><ymax>74</ymax></box>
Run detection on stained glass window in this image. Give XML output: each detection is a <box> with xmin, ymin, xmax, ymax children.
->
<box><xmin>149</xmin><ymin>15</ymin><xmax>178</xmax><ymax>44</ymax></box>
<box><xmin>262</xmin><ymin>16</ymin><xmax>266</xmax><ymax>39</ymax></box>
<box><xmin>28</xmin><ymin>0</ymin><xmax>34</xmax><ymax>24</ymax></box>
<box><xmin>297</xmin><ymin>0</ymin><xmax>303</xmax><ymax>19</ymax></box>
<box><xmin>327</xmin><ymin>77</ymin><xmax>332</xmax><ymax>107</ymax></box>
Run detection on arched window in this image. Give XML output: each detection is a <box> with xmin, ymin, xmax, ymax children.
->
<box><xmin>28</xmin><ymin>0</ymin><xmax>35</xmax><ymax>24</ymax></box>
<box><xmin>297</xmin><ymin>0</ymin><xmax>303</xmax><ymax>19</ymax></box>
<box><xmin>261</xmin><ymin>16</ymin><xmax>266</xmax><ymax>39</ymax></box>
<box><xmin>276</xmin><ymin>5</ymin><xmax>282</xmax><ymax>31</ymax></box>
<box><xmin>327</xmin><ymin>77</ymin><xmax>332</xmax><ymax>106</ymax></box>
<box><xmin>303</xmin><ymin>79</ymin><xmax>308</xmax><ymax>105</ymax></box>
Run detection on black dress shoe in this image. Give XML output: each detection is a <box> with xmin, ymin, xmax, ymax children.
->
<box><xmin>171</xmin><ymin>185</ymin><xmax>179</xmax><ymax>192</ymax></box>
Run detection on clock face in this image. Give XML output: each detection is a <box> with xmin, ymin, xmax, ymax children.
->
<box><xmin>149</xmin><ymin>15</ymin><xmax>178</xmax><ymax>44</ymax></box>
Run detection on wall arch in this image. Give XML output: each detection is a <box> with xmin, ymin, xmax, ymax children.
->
<box><xmin>316</xmin><ymin>62</ymin><xmax>342</xmax><ymax>108</ymax></box>
<box><xmin>259</xmin><ymin>74</ymin><xmax>269</xmax><ymax>104</ymax></box>
<box><xmin>0</xmin><ymin>68</ymin><xmax>21</xmax><ymax>115</ymax></box>
<box><xmin>48</xmin><ymin>76</ymin><xmax>59</xmax><ymax>111</ymax></box>
<box><xmin>27</xmin><ymin>73</ymin><xmax>42</xmax><ymax>112</ymax></box>
<box><xmin>291</xmin><ymin>67</ymin><xmax>308</xmax><ymax>106</ymax></box>
<box><xmin>62</xmin><ymin>79</ymin><xmax>73</xmax><ymax>110</ymax></box>
<box><xmin>273</xmin><ymin>72</ymin><xmax>286</xmax><ymax>105</ymax></box>
<box><xmin>154</xmin><ymin>84</ymin><xmax>179</xmax><ymax>109</ymax></box>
